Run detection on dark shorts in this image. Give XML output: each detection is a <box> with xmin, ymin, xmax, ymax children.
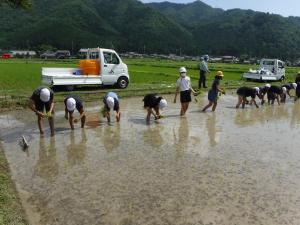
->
<box><xmin>237</xmin><ymin>88</ymin><xmax>246</xmax><ymax>96</ymax></box>
<box><xmin>267</xmin><ymin>92</ymin><xmax>276</xmax><ymax>100</ymax></box>
<box><xmin>180</xmin><ymin>90</ymin><xmax>191</xmax><ymax>103</ymax></box>
<box><xmin>35</xmin><ymin>101</ymin><xmax>52</xmax><ymax>112</ymax></box>
<box><xmin>208</xmin><ymin>90</ymin><xmax>218</xmax><ymax>102</ymax></box>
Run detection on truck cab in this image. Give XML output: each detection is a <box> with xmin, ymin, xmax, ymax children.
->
<box><xmin>42</xmin><ymin>48</ymin><xmax>129</xmax><ymax>90</ymax></box>
<box><xmin>243</xmin><ymin>59</ymin><xmax>285</xmax><ymax>81</ymax></box>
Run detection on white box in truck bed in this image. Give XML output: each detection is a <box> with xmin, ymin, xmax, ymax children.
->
<box><xmin>42</xmin><ymin>68</ymin><xmax>102</xmax><ymax>86</ymax></box>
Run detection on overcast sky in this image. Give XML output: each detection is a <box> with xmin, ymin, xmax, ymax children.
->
<box><xmin>141</xmin><ymin>0</ymin><xmax>300</xmax><ymax>17</ymax></box>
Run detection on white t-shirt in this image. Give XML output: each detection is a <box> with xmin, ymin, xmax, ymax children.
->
<box><xmin>176</xmin><ymin>76</ymin><xmax>191</xmax><ymax>91</ymax></box>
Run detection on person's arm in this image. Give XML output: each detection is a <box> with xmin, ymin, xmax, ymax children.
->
<box><xmin>65</xmin><ymin>108</ymin><xmax>68</xmax><ymax>120</ymax></box>
<box><xmin>276</xmin><ymin>95</ymin><xmax>280</xmax><ymax>105</ymax></box>
<box><xmin>217</xmin><ymin>85</ymin><xmax>225</xmax><ymax>94</ymax></box>
<box><xmin>29</xmin><ymin>99</ymin><xmax>44</xmax><ymax>117</ymax></box>
<box><xmin>106</xmin><ymin>111</ymin><xmax>111</xmax><ymax>123</ymax></box>
<box><xmin>49</xmin><ymin>102</ymin><xmax>54</xmax><ymax>115</ymax></box>
<box><xmin>74</xmin><ymin>109</ymin><xmax>85</xmax><ymax>123</ymax></box>
<box><xmin>174</xmin><ymin>87</ymin><xmax>179</xmax><ymax>103</ymax></box>
<box><xmin>287</xmin><ymin>90</ymin><xmax>291</xmax><ymax>97</ymax></box>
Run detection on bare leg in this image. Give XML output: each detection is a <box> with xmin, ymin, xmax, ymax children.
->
<box><xmin>37</xmin><ymin>115</ymin><xmax>44</xmax><ymax>135</ymax></box>
<box><xmin>242</xmin><ymin>97</ymin><xmax>246</xmax><ymax>108</ymax></box>
<box><xmin>183</xmin><ymin>103</ymin><xmax>189</xmax><ymax>115</ymax></box>
<box><xmin>202</xmin><ymin>102</ymin><xmax>213</xmax><ymax>112</ymax></box>
<box><xmin>146</xmin><ymin>108</ymin><xmax>152</xmax><ymax>122</ymax></box>
<box><xmin>236</xmin><ymin>96</ymin><xmax>243</xmax><ymax>108</ymax></box>
<box><xmin>81</xmin><ymin>114</ymin><xmax>86</xmax><ymax>128</ymax></box>
<box><xmin>180</xmin><ymin>103</ymin><xmax>185</xmax><ymax>116</ymax></box>
<box><xmin>69</xmin><ymin>113</ymin><xmax>74</xmax><ymax>130</ymax></box>
<box><xmin>212</xmin><ymin>102</ymin><xmax>218</xmax><ymax>111</ymax></box>
<box><xmin>48</xmin><ymin>116</ymin><xmax>54</xmax><ymax>136</ymax></box>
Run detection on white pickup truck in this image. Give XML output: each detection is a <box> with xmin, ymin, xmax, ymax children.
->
<box><xmin>42</xmin><ymin>48</ymin><xmax>129</xmax><ymax>90</ymax></box>
<box><xmin>243</xmin><ymin>59</ymin><xmax>285</xmax><ymax>81</ymax></box>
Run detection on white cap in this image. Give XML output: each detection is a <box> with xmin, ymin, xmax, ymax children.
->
<box><xmin>159</xmin><ymin>99</ymin><xmax>167</xmax><ymax>109</ymax></box>
<box><xmin>265</xmin><ymin>84</ymin><xmax>271</xmax><ymax>88</ymax></box>
<box><xmin>254</xmin><ymin>87</ymin><xmax>260</xmax><ymax>93</ymax></box>
<box><xmin>66</xmin><ymin>98</ymin><xmax>76</xmax><ymax>111</ymax></box>
<box><xmin>106</xmin><ymin>97</ymin><xmax>115</xmax><ymax>110</ymax></box>
<box><xmin>282</xmin><ymin>87</ymin><xmax>287</xmax><ymax>94</ymax></box>
<box><xmin>179</xmin><ymin>67</ymin><xmax>187</xmax><ymax>73</ymax></box>
<box><xmin>40</xmin><ymin>88</ymin><xmax>50</xmax><ymax>102</ymax></box>
<box><xmin>292</xmin><ymin>83</ymin><xmax>297</xmax><ymax>89</ymax></box>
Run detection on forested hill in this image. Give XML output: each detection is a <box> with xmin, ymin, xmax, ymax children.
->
<box><xmin>1</xmin><ymin>0</ymin><xmax>300</xmax><ymax>60</ymax></box>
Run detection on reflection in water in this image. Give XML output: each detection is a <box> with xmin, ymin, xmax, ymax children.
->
<box><xmin>291</xmin><ymin>102</ymin><xmax>300</xmax><ymax>128</ymax></box>
<box><xmin>173</xmin><ymin>118</ymin><xmax>189</xmax><ymax>157</ymax></box>
<box><xmin>67</xmin><ymin>130</ymin><xmax>87</xmax><ymax>167</ymax></box>
<box><xmin>34</xmin><ymin>137</ymin><xmax>59</xmax><ymax>182</ymax></box>
<box><xmin>206</xmin><ymin>113</ymin><xmax>218</xmax><ymax>147</ymax></box>
<box><xmin>143</xmin><ymin>125</ymin><xmax>163</xmax><ymax>148</ymax></box>
<box><xmin>102</xmin><ymin>124</ymin><xmax>121</xmax><ymax>152</ymax></box>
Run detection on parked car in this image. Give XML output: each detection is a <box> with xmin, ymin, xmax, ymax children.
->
<box><xmin>2</xmin><ymin>53</ymin><xmax>12</xmax><ymax>59</ymax></box>
<box><xmin>40</xmin><ymin>50</ymin><xmax>70</xmax><ymax>59</ymax></box>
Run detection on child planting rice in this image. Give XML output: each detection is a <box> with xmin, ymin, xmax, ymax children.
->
<box><xmin>236</xmin><ymin>87</ymin><xmax>260</xmax><ymax>109</ymax></box>
<box><xmin>202</xmin><ymin>71</ymin><xmax>225</xmax><ymax>112</ymax></box>
<box><xmin>143</xmin><ymin>94</ymin><xmax>167</xmax><ymax>123</ymax></box>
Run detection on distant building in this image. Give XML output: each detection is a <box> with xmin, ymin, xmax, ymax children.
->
<box><xmin>10</xmin><ymin>50</ymin><xmax>36</xmax><ymax>57</ymax></box>
<box><xmin>222</xmin><ymin>56</ymin><xmax>236</xmax><ymax>63</ymax></box>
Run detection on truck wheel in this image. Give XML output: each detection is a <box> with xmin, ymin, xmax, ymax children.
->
<box><xmin>65</xmin><ymin>85</ymin><xmax>75</xmax><ymax>91</ymax></box>
<box><xmin>280</xmin><ymin>76</ymin><xmax>285</xmax><ymax>81</ymax></box>
<box><xmin>117</xmin><ymin>77</ymin><xmax>129</xmax><ymax>89</ymax></box>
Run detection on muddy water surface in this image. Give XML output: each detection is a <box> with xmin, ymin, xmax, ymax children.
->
<box><xmin>1</xmin><ymin>95</ymin><xmax>300</xmax><ymax>225</ymax></box>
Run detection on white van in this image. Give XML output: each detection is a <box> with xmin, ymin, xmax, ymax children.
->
<box><xmin>42</xmin><ymin>48</ymin><xmax>130</xmax><ymax>90</ymax></box>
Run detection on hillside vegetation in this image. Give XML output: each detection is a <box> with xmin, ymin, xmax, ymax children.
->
<box><xmin>1</xmin><ymin>0</ymin><xmax>300</xmax><ymax>60</ymax></box>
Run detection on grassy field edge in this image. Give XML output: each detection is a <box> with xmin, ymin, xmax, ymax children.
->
<box><xmin>0</xmin><ymin>146</ymin><xmax>29</xmax><ymax>225</ymax></box>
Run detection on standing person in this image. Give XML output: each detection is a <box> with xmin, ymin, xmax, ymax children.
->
<box><xmin>143</xmin><ymin>94</ymin><xmax>167</xmax><ymax>123</ymax></box>
<box><xmin>259</xmin><ymin>84</ymin><xmax>271</xmax><ymax>105</ymax></box>
<box><xmin>267</xmin><ymin>85</ymin><xmax>284</xmax><ymax>105</ymax></box>
<box><xmin>174</xmin><ymin>67</ymin><xmax>197</xmax><ymax>116</ymax></box>
<box><xmin>64</xmin><ymin>96</ymin><xmax>86</xmax><ymax>130</ymax></box>
<box><xmin>199</xmin><ymin>55</ymin><xmax>210</xmax><ymax>88</ymax></box>
<box><xmin>236</xmin><ymin>87</ymin><xmax>260</xmax><ymax>109</ymax></box>
<box><xmin>103</xmin><ymin>92</ymin><xmax>121</xmax><ymax>123</ymax></box>
<box><xmin>29</xmin><ymin>87</ymin><xmax>55</xmax><ymax>136</ymax></box>
<box><xmin>295</xmin><ymin>71</ymin><xmax>300</xmax><ymax>84</ymax></box>
<box><xmin>202</xmin><ymin>71</ymin><xmax>225</xmax><ymax>112</ymax></box>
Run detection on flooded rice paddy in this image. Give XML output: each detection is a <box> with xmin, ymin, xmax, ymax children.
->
<box><xmin>1</xmin><ymin>95</ymin><xmax>300</xmax><ymax>225</ymax></box>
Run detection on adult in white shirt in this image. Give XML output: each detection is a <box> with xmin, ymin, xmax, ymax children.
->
<box><xmin>174</xmin><ymin>67</ymin><xmax>196</xmax><ymax>116</ymax></box>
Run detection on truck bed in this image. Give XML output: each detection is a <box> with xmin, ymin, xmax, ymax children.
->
<box><xmin>42</xmin><ymin>68</ymin><xmax>102</xmax><ymax>86</ymax></box>
<box><xmin>243</xmin><ymin>72</ymin><xmax>279</xmax><ymax>81</ymax></box>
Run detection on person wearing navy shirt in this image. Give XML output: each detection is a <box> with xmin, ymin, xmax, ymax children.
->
<box><xmin>29</xmin><ymin>87</ymin><xmax>55</xmax><ymax>136</ymax></box>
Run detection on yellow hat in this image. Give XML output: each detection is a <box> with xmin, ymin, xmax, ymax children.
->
<box><xmin>216</xmin><ymin>71</ymin><xmax>224</xmax><ymax>77</ymax></box>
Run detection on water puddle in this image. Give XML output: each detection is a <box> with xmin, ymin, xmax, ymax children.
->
<box><xmin>1</xmin><ymin>95</ymin><xmax>300</xmax><ymax>225</ymax></box>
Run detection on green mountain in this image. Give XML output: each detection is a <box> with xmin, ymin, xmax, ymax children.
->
<box><xmin>0</xmin><ymin>0</ymin><xmax>194</xmax><ymax>54</ymax></box>
<box><xmin>148</xmin><ymin>1</ymin><xmax>300</xmax><ymax>60</ymax></box>
<box><xmin>147</xmin><ymin>1</ymin><xmax>223</xmax><ymax>25</ymax></box>
<box><xmin>1</xmin><ymin>0</ymin><xmax>300</xmax><ymax>60</ymax></box>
